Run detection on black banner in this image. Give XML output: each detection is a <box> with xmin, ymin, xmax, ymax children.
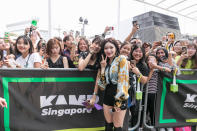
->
<box><xmin>155</xmin><ymin>72</ymin><xmax>197</xmax><ymax>128</ymax></box>
<box><xmin>0</xmin><ymin>69</ymin><xmax>105</xmax><ymax>131</ymax></box>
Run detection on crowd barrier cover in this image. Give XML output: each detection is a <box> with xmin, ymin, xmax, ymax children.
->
<box><xmin>155</xmin><ymin>71</ymin><xmax>197</xmax><ymax>128</ymax></box>
<box><xmin>0</xmin><ymin>69</ymin><xmax>105</xmax><ymax>131</ymax></box>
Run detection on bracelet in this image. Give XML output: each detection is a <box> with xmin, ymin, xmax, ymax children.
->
<box><xmin>162</xmin><ymin>67</ymin><xmax>165</xmax><ymax>72</ymax></box>
<box><xmin>93</xmin><ymin>92</ymin><xmax>97</xmax><ymax>96</ymax></box>
<box><xmin>137</xmin><ymin>73</ymin><xmax>142</xmax><ymax>83</ymax></box>
<box><xmin>136</xmin><ymin>73</ymin><xmax>142</xmax><ymax>78</ymax></box>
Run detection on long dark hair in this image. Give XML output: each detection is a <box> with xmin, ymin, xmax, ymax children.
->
<box><xmin>89</xmin><ymin>36</ymin><xmax>103</xmax><ymax>69</ymax></box>
<box><xmin>181</xmin><ymin>43</ymin><xmax>197</xmax><ymax>68</ymax></box>
<box><xmin>100</xmin><ymin>38</ymin><xmax>120</xmax><ymax>64</ymax></box>
<box><xmin>15</xmin><ymin>35</ymin><xmax>34</xmax><ymax>56</ymax></box>
<box><xmin>156</xmin><ymin>47</ymin><xmax>168</xmax><ymax>63</ymax></box>
<box><xmin>129</xmin><ymin>44</ymin><xmax>145</xmax><ymax>64</ymax></box>
<box><xmin>77</xmin><ymin>37</ymin><xmax>89</xmax><ymax>54</ymax></box>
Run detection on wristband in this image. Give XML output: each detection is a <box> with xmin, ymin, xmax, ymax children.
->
<box><xmin>137</xmin><ymin>73</ymin><xmax>142</xmax><ymax>83</ymax></box>
<box><xmin>136</xmin><ymin>73</ymin><xmax>142</xmax><ymax>78</ymax></box>
<box><xmin>93</xmin><ymin>92</ymin><xmax>97</xmax><ymax>96</ymax></box>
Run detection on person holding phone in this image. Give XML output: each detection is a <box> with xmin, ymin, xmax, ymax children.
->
<box><xmin>145</xmin><ymin>54</ymin><xmax>171</xmax><ymax>127</ymax></box>
<box><xmin>36</xmin><ymin>40</ymin><xmax>48</xmax><ymax>68</ymax></box>
<box><xmin>175</xmin><ymin>42</ymin><xmax>197</xmax><ymax>74</ymax></box>
<box><xmin>97</xmin><ymin>38</ymin><xmax>129</xmax><ymax>131</ymax></box>
<box><xmin>63</xmin><ymin>35</ymin><xmax>76</xmax><ymax>68</ymax></box>
<box><xmin>0</xmin><ymin>38</ymin><xmax>17</xmax><ymax>68</ymax></box>
<box><xmin>125</xmin><ymin>21</ymin><xmax>139</xmax><ymax>43</ymax></box>
<box><xmin>128</xmin><ymin>44</ymin><xmax>150</xmax><ymax>129</ymax></box>
<box><xmin>24</xmin><ymin>25</ymin><xmax>42</xmax><ymax>49</ymax></box>
<box><xmin>156</xmin><ymin>48</ymin><xmax>176</xmax><ymax>131</ymax></box>
<box><xmin>173</xmin><ymin>40</ymin><xmax>183</xmax><ymax>56</ymax></box>
<box><xmin>101</xmin><ymin>26</ymin><xmax>113</xmax><ymax>38</ymax></box>
<box><xmin>165</xmin><ymin>32</ymin><xmax>175</xmax><ymax>52</ymax></box>
<box><xmin>142</xmin><ymin>42</ymin><xmax>152</xmax><ymax>57</ymax></box>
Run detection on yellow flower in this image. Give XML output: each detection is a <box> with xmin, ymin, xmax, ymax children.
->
<box><xmin>119</xmin><ymin>58</ymin><xmax>126</xmax><ymax>69</ymax></box>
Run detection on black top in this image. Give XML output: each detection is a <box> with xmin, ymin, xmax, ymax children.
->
<box><xmin>129</xmin><ymin>62</ymin><xmax>149</xmax><ymax>105</ymax></box>
<box><xmin>129</xmin><ymin>62</ymin><xmax>149</xmax><ymax>89</ymax></box>
<box><xmin>79</xmin><ymin>51</ymin><xmax>100</xmax><ymax>70</ymax></box>
<box><xmin>47</xmin><ymin>56</ymin><xmax>64</xmax><ymax>68</ymax></box>
<box><xmin>63</xmin><ymin>49</ymin><xmax>75</xmax><ymax>68</ymax></box>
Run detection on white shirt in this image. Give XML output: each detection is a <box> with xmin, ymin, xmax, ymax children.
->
<box><xmin>16</xmin><ymin>53</ymin><xmax>41</xmax><ymax>68</ymax></box>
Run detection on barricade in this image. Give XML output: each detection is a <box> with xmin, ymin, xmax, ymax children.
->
<box><xmin>0</xmin><ymin>69</ymin><xmax>196</xmax><ymax>131</ymax></box>
<box><xmin>0</xmin><ymin>68</ymin><xmax>105</xmax><ymax>131</ymax></box>
<box><xmin>128</xmin><ymin>69</ymin><xmax>197</xmax><ymax>131</ymax></box>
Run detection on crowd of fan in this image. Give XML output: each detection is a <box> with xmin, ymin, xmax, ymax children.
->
<box><xmin>0</xmin><ymin>24</ymin><xmax>197</xmax><ymax>131</ymax></box>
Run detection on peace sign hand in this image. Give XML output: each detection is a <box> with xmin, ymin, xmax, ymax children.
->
<box><xmin>100</xmin><ymin>55</ymin><xmax>107</xmax><ymax>70</ymax></box>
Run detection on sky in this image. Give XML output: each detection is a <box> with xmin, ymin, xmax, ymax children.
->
<box><xmin>0</xmin><ymin>0</ymin><xmax>197</xmax><ymax>41</ymax></box>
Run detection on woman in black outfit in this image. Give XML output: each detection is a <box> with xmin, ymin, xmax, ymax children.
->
<box><xmin>46</xmin><ymin>39</ymin><xmax>69</xmax><ymax>68</ymax></box>
<box><xmin>129</xmin><ymin>44</ymin><xmax>150</xmax><ymax>129</ymax></box>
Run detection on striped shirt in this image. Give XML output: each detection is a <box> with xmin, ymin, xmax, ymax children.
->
<box><xmin>147</xmin><ymin>71</ymin><xmax>158</xmax><ymax>93</ymax></box>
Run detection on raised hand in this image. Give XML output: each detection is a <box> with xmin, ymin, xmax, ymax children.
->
<box><xmin>100</xmin><ymin>55</ymin><xmax>107</xmax><ymax>69</ymax></box>
<box><xmin>89</xmin><ymin>44</ymin><xmax>95</xmax><ymax>54</ymax></box>
<box><xmin>0</xmin><ymin>97</ymin><xmax>7</xmax><ymax>108</ymax></box>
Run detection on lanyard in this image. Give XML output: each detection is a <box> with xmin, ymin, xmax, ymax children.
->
<box><xmin>24</xmin><ymin>54</ymin><xmax>31</xmax><ymax>68</ymax></box>
<box><xmin>137</xmin><ymin>74</ymin><xmax>142</xmax><ymax>91</ymax></box>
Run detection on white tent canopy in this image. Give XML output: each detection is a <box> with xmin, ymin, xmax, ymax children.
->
<box><xmin>134</xmin><ymin>0</ymin><xmax>197</xmax><ymax>21</ymax></box>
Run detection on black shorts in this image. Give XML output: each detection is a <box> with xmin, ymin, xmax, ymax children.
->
<box><xmin>103</xmin><ymin>84</ymin><xmax>117</xmax><ymax>106</ymax></box>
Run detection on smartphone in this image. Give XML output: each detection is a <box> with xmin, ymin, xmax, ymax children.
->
<box><xmin>130</xmin><ymin>60</ymin><xmax>136</xmax><ymax>67</ymax></box>
<box><xmin>41</xmin><ymin>42</ymin><xmax>46</xmax><ymax>53</ymax></box>
<box><xmin>182</xmin><ymin>46</ymin><xmax>187</xmax><ymax>54</ymax></box>
<box><xmin>2</xmin><ymin>50</ymin><xmax>7</xmax><ymax>61</ymax></box>
<box><xmin>109</xmin><ymin>27</ymin><xmax>114</xmax><ymax>31</ymax></box>
<box><xmin>149</xmin><ymin>56</ymin><xmax>156</xmax><ymax>63</ymax></box>
<box><xmin>42</xmin><ymin>42</ymin><xmax>46</xmax><ymax>48</ymax></box>
<box><xmin>75</xmin><ymin>31</ymin><xmax>80</xmax><ymax>38</ymax></box>
<box><xmin>132</xmin><ymin>20</ymin><xmax>140</xmax><ymax>29</ymax></box>
<box><xmin>132</xmin><ymin>20</ymin><xmax>137</xmax><ymax>25</ymax></box>
<box><xmin>169</xmin><ymin>33</ymin><xmax>175</xmax><ymax>39</ymax></box>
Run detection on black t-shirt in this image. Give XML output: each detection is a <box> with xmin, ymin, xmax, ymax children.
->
<box><xmin>129</xmin><ymin>62</ymin><xmax>149</xmax><ymax>90</ymax></box>
<box><xmin>137</xmin><ymin>62</ymin><xmax>149</xmax><ymax>76</ymax></box>
<box><xmin>47</xmin><ymin>56</ymin><xmax>64</xmax><ymax>68</ymax></box>
<box><xmin>79</xmin><ymin>51</ymin><xmax>100</xmax><ymax>70</ymax></box>
<box><xmin>63</xmin><ymin>49</ymin><xmax>76</xmax><ymax>68</ymax></box>
<box><xmin>129</xmin><ymin>62</ymin><xmax>149</xmax><ymax>105</ymax></box>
